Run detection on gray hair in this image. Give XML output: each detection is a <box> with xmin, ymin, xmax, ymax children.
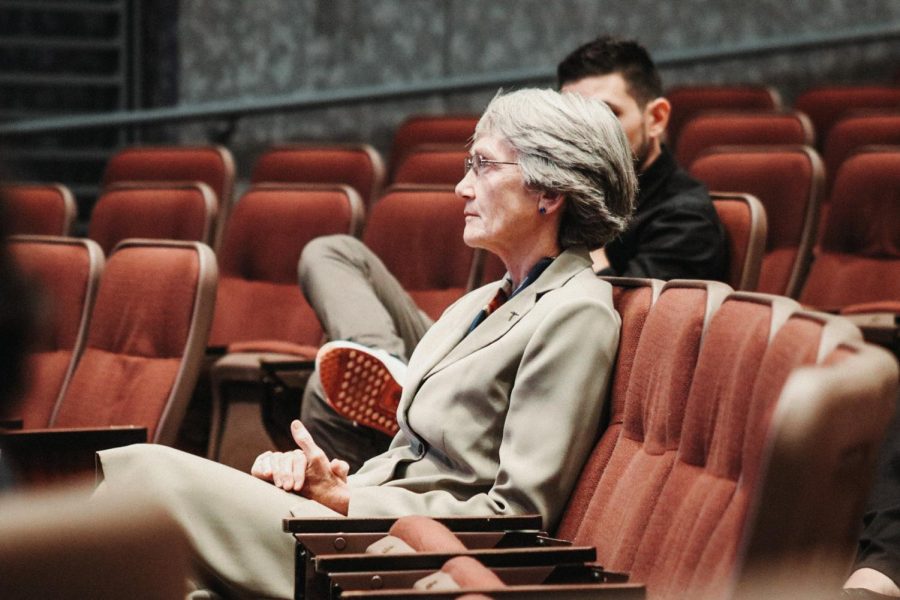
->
<box><xmin>475</xmin><ymin>88</ymin><xmax>636</xmax><ymax>249</ymax></box>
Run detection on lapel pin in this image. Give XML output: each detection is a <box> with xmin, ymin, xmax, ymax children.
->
<box><xmin>508</xmin><ymin>311</ymin><xmax>519</xmax><ymax>321</ymax></box>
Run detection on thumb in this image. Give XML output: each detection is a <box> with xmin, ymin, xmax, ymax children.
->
<box><xmin>290</xmin><ymin>420</ymin><xmax>308</xmax><ymax>450</ymax></box>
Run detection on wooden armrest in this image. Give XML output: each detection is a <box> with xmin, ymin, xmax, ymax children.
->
<box><xmin>316</xmin><ymin>546</ymin><xmax>597</xmax><ymax>573</ymax></box>
<box><xmin>260</xmin><ymin>358</ymin><xmax>316</xmax><ymax>372</ymax></box>
<box><xmin>259</xmin><ymin>358</ymin><xmax>316</xmax><ymax>392</ymax></box>
<box><xmin>0</xmin><ymin>426</ymin><xmax>147</xmax><ymax>487</ymax></box>
<box><xmin>330</xmin><ymin>563</ymin><xmax>627</xmax><ymax>593</ymax></box>
<box><xmin>296</xmin><ymin>530</ymin><xmax>553</xmax><ymax>557</ymax></box>
<box><xmin>283</xmin><ymin>514</ymin><xmax>543</xmax><ymax>534</ymax></box>
<box><xmin>301</xmin><ymin>547</ymin><xmax>596</xmax><ymax>600</ymax></box>
<box><xmin>0</xmin><ymin>417</ymin><xmax>23</xmax><ymax>430</ymax></box>
<box><xmin>339</xmin><ymin>582</ymin><xmax>645</xmax><ymax>599</ymax></box>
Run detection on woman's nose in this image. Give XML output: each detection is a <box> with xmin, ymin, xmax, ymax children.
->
<box><xmin>455</xmin><ymin>168</ymin><xmax>475</xmax><ymax>199</ymax></box>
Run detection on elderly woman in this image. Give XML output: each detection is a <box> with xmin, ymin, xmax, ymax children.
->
<box><xmin>96</xmin><ymin>88</ymin><xmax>636</xmax><ymax>599</ymax></box>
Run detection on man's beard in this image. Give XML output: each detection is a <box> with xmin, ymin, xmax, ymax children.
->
<box><xmin>633</xmin><ymin>128</ymin><xmax>652</xmax><ymax>173</ymax></box>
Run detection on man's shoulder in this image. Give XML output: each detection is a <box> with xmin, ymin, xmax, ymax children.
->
<box><xmin>648</xmin><ymin>162</ymin><xmax>713</xmax><ymax>213</ymax></box>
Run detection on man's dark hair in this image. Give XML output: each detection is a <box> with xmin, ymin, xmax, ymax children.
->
<box><xmin>557</xmin><ymin>36</ymin><xmax>664</xmax><ymax>108</ymax></box>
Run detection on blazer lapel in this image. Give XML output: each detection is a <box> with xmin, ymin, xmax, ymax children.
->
<box><xmin>423</xmin><ymin>247</ymin><xmax>593</xmax><ymax>380</ymax></box>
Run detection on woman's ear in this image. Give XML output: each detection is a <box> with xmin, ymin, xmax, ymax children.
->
<box><xmin>538</xmin><ymin>192</ymin><xmax>565</xmax><ymax>215</ymax></box>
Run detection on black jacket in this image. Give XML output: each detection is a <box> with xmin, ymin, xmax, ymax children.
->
<box><xmin>599</xmin><ymin>146</ymin><xmax>727</xmax><ymax>281</ymax></box>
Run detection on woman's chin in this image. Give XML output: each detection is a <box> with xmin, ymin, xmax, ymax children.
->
<box><xmin>462</xmin><ymin>229</ymin><xmax>485</xmax><ymax>249</ymax></box>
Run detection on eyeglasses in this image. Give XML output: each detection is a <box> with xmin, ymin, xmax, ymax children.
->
<box><xmin>464</xmin><ymin>154</ymin><xmax>519</xmax><ymax>176</ymax></box>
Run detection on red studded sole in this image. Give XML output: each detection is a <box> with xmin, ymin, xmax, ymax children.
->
<box><xmin>318</xmin><ymin>347</ymin><xmax>401</xmax><ymax>436</ymax></box>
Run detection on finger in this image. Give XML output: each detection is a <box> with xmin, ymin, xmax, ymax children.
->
<box><xmin>271</xmin><ymin>452</ymin><xmax>286</xmax><ymax>489</ymax></box>
<box><xmin>292</xmin><ymin>449</ymin><xmax>307</xmax><ymax>492</ymax></box>
<box><xmin>251</xmin><ymin>452</ymin><xmax>273</xmax><ymax>480</ymax></box>
<box><xmin>290</xmin><ymin>420</ymin><xmax>315</xmax><ymax>453</ymax></box>
<box><xmin>277</xmin><ymin>452</ymin><xmax>295</xmax><ymax>491</ymax></box>
<box><xmin>330</xmin><ymin>459</ymin><xmax>350</xmax><ymax>481</ymax></box>
<box><xmin>291</xmin><ymin>420</ymin><xmax>330</xmax><ymax>470</ymax></box>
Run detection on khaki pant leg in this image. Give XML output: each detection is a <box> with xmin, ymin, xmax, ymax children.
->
<box><xmin>95</xmin><ymin>444</ymin><xmax>339</xmax><ymax>599</ymax></box>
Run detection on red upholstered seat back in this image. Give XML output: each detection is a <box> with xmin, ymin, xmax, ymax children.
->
<box><xmin>52</xmin><ymin>241</ymin><xmax>217</xmax><ymax>444</ymax></box>
<box><xmin>556</xmin><ymin>277</ymin><xmax>662</xmax><ymax>540</ymax></box>
<box><xmin>665</xmin><ymin>85</ymin><xmax>781</xmax><ymax>147</ymax></box>
<box><xmin>623</xmin><ymin>294</ymin><xmax>798</xmax><ymax>599</ymax></box>
<box><xmin>363</xmin><ymin>186</ymin><xmax>472</xmax><ymax>320</ymax></box>
<box><xmin>2</xmin><ymin>184</ymin><xmax>76</xmax><ymax>236</ymax></box>
<box><xmin>251</xmin><ymin>144</ymin><xmax>385</xmax><ymax>210</ymax></box>
<box><xmin>570</xmin><ymin>281</ymin><xmax>731</xmax><ymax>571</ymax></box>
<box><xmin>103</xmin><ymin>145</ymin><xmax>234</xmax><ymax>207</ymax></box>
<box><xmin>392</xmin><ymin>145</ymin><xmax>468</xmax><ymax>186</ymax></box>
<box><xmin>690</xmin><ymin>146</ymin><xmax>824</xmax><ymax>297</ymax></box>
<box><xmin>794</xmin><ymin>86</ymin><xmax>900</xmax><ymax>147</ymax></box>
<box><xmin>88</xmin><ymin>183</ymin><xmax>217</xmax><ymax>255</ymax></box>
<box><xmin>102</xmin><ymin>145</ymin><xmax>235</xmax><ymax>249</ymax></box>
<box><xmin>5</xmin><ymin>237</ymin><xmax>103</xmax><ymax>428</ymax></box>
<box><xmin>210</xmin><ymin>185</ymin><xmax>362</xmax><ymax>348</ymax></box>
<box><xmin>823</xmin><ymin>111</ymin><xmax>900</xmax><ymax>191</ymax></box>
<box><xmin>676</xmin><ymin>111</ymin><xmax>813</xmax><ymax>168</ymax></box>
<box><xmin>799</xmin><ymin>148</ymin><xmax>900</xmax><ymax>310</ymax></box>
<box><xmin>731</xmin><ymin>336</ymin><xmax>894</xmax><ymax>600</ymax></box>
<box><xmin>390</xmin><ymin>115</ymin><xmax>478</xmax><ymax>177</ymax></box>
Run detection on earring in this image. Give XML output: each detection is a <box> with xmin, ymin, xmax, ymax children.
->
<box><xmin>539</xmin><ymin>207</ymin><xmax>547</xmax><ymax>215</ymax></box>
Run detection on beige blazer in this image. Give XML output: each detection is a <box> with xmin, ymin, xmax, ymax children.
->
<box><xmin>348</xmin><ymin>246</ymin><xmax>620</xmax><ymax>530</ymax></box>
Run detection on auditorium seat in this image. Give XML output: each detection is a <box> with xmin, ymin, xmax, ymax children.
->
<box><xmin>102</xmin><ymin>145</ymin><xmax>235</xmax><ymax>248</ymax></box>
<box><xmin>284</xmin><ymin>280</ymin><xmax>730</xmax><ymax>599</ymax></box>
<box><xmin>0</xmin><ymin>240</ymin><xmax>217</xmax><ymax>485</ymax></box>
<box><xmin>794</xmin><ymin>85</ymin><xmax>900</xmax><ymax>148</ymax></box>
<box><xmin>798</xmin><ymin>146</ymin><xmax>900</xmax><ymax>311</ymax></box>
<box><xmin>690</xmin><ymin>146</ymin><xmax>824</xmax><ymax>297</ymax></box>
<box><xmin>205</xmin><ymin>184</ymin><xmax>364</xmax><ymax>467</ymax></box>
<box><xmin>251</xmin><ymin>143</ymin><xmax>386</xmax><ymax>210</ymax></box>
<box><xmin>731</xmin><ymin>333</ymin><xmax>896</xmax><ymax>600</ymax></box>
<box><xmin>822</xmin><ymin>110</ymin><xmax>900</xmax><ymax>191</ymax></box>
<box><xmin>2</xmin><ymin>236</ymin><xmax>103</xmax><ymax>429</ymax></box>
<box><xmin>391</xmin><ymin>144</ymin><xmax>469</xmax><ymax>185</ymax></box>
<box><xmin>320</xmin><ymin>297</ymin><xmax>896</xmax><ymax>600</ymax></box>
<box><xmin>557</xmin><ymin>277</ymin><xmax>663</xmax><ymax>539</ymax></box>
<box><xmin>389</xmin><ymin>114</ymin><xmax>479</xmax><ymax>178</ymax></box>
<box><xmin>711</xmin><ymin>192</ymin><xmax>767</xmax><ymax>291</ymax></box>
<box><xmin>362</xmin><ymin>184</ymin><xmax>474</xmax><ymax>320</ymax></box>
<box><xmin>665</xmin><ymin>85</ymin><xmax>782</xmax><ymax>147</ymax></box>
<box><xmin>269</xmin><ymin>185</ymin><xmax>486</xmax><ymax>458</ymax></box>
<box><xmin>87</xmin><ymin>182</ymin><xmax>217</xmax><ymax>255</ymax></box>
<box><xmin>2</xmin><ymin>183</ymin><xmax>77</xmax><ymax>236</ymax></box>
<box><xmin>675</xmin><ymin>110</ymin><xmax>814</xmax><ymax>168</ymax></box>
<box><xmin>0</xmin><ymin>487</ymin><xmax>190</xmax><ymax>600</ymax></box>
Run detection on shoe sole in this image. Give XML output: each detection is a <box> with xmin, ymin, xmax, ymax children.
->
<box><xmin>318</xmin><ymin>347</ymin><xmax>402</xmax><ymax>436</ymax></box>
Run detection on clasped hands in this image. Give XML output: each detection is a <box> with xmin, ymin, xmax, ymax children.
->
<box><xmin>251</xmin><ymin>419</ymin><xmax>351</xmax><ymax>515</ymax></box>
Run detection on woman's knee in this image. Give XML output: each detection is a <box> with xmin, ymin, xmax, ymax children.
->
<box><xmin>298</xmin><ymin>235</ymin><xmax>364</xmax><ymax>280</ymax></box>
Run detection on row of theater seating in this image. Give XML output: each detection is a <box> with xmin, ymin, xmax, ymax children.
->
<box><xmin>5</xmin><ymin>138</ymin><xmax>896</xmax><ymax>310</ymax></box>
<box><xmin>2</xmin><ymin>240</ymin><xmax>897</xmax><ymax>598</ymax></box>
<box><xmin>0</xmin><ymin>183</ymin><xmax>481</xmax><ymax>459</ymax></box>
<box><xmin>279</xmin><ymin>278</ymin><xmax>900</xmax><ymax>599</ymax></box>
<box><xmin>5</xmin><ymin>83</ymin><xmax>900</xmax><ymax>221</ymax></box>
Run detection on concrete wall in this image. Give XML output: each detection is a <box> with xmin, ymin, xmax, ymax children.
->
<box><xmin>173</xmin><ymin>0</ymin><xmax>900</xmax><ymax>173</ymax></box>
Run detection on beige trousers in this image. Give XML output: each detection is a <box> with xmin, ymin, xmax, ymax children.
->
<box><xmin>96</xmin><ymin>444</ymin><xmax>339</xmax><ymax>599</ymax></box>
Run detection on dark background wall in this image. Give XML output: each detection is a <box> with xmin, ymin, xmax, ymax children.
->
<box><xmin>171</xmin><ymin>0</ymin><xmax>900</xmax><ymax>174</ymax></box>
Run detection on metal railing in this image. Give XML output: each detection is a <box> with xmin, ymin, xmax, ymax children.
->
<box><xmin>1</xmin><ymin>22</ymin><xmax>898</xmax><ymax>137</ymax></box>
